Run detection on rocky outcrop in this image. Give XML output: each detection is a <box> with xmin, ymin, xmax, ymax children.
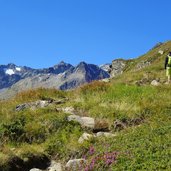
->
<box><xmin>109</xmin><ymin>59</ymin><xmax>126</xmax><ymax>77</ymax></box>
<box><xmin>135</xmin><ymin>60</ymin><xmax>151</xmax><ymax>71</ymax></box>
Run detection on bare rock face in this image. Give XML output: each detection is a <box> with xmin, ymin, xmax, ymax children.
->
<box><xmin>109</xmin><ymin>59</ymin><xmax>126</xmax><ymax>77</ymax></box>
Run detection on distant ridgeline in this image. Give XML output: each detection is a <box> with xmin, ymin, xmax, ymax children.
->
<box><xmin>0</xmin><ymin>61</ymin><xmax>110</xmax><ymax>99</ymax></box>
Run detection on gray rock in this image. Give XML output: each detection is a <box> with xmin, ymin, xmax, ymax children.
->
<box><xmin>15</xmin><ymin>100</ymin><xmax>53</xmax><ymax>111</ymax></box>
<box><xmin>80</xmin><ymin>117</ymin><xmax>95</xmax><ymax>129</ymax></box>
<box><xmin>78</xmin><ymin>133</ymin><xmax>93</xmax><ymax>143</ymax></box>
<box><xmin>30</xmin><ymin>169</ymin><xmax>42</xmax><ymax>171</ymax></box>
<box><xmin>110</xmin><ymin>59</ymin><xmax>126</xmax><ymax>77</ymax></box>
<box><xmin>113</xmin><ymin>120</ymin><xmax>126</xmax><ymax>130</ymax></box>
<box><xmin>16</xmin><ymin>103</ymin><xmax>30</xmax><ymax>111</ymax></box>
<box><xmin>67</xmin><ymin>115</ymin><xmax>82</xmax><ymax>122</ymax></box>
<box><xmin>151</xmin><ymin>80</ymin><xmax>160</xmax><ymax>86</ymax></box>
<box><xmin>66</xmin><ymin>159</ymin><xmax>86</xmax><ymax>171</ymax></box>
<box><xmin>61</xmin><ymin>107</ymin><xmax>75</xmax><ymax>114</ymax></box>
<box><xmin>47</xmin><ymin>161</ymin><xmax>62</xmax><ymax>171</ymax></box>
<box><xmin>136</xmin><ymin>60</ymin><xmax>151</xmax><ymax>71</ymax></box>
<box><xmin>158</xmin><ymin>50</ymin><xmax>164</xmax><ymax>55</ymax></box>
<box><xmin>67</xmin><ymin>115</ymin><xmax>95</xmax><ymax>129</ymax></box>
<box><xmin>96</xmin><ymin>132</ymin><xmax>117</xmax><ymax>138</ymax></box>
<box><xmin>100</xmin><ymin>78</ymin><xmax>110</xmax><ymax>83</ymax></box>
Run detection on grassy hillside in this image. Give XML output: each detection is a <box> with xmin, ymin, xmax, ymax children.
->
<box><xmin>0</xmin><ymin>41</ymin><xmax>171</xmax><ymax>170</ymax></box>
<box><xmin>109</xmin><ymin>41</ymin><xmax>171</xmax><ymax>84</ymax></box>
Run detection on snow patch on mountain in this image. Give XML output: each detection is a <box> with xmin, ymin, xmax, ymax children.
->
<box><xmin>16</xmin><ymin>67</ymin><xmax>21</xmax><ymax>71</ymax></box>
<box><xmin>5</xmin><ymin>69</ymin><xmax>15</xmax><ymax>75</ymax></box>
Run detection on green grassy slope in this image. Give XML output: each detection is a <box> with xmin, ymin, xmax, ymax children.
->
<box><xmin>113</xmin><ymin>41</ymin><xmax>171</xmax><ymax>84</ymax></box>
<box><xmin>0</xmin><ymin>41</ymin><xmax>171</xmax><ymax>170</ymax></box>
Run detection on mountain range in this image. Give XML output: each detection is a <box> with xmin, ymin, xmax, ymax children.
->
<box><xmin>0</xmin><ymin>61</ymin><xmax>110</xmax><ymax>99</ymax></box>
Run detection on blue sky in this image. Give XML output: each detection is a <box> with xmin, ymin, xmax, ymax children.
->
<box><xmin>0</xmin><ymin>0</ymin><xmax>171</xmax><ymax>68</ymax></box>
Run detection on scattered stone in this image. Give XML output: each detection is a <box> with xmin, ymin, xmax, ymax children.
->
<box><xmin>158</xmin><ymin>50</ymin><xmax>164</xmax><ymax>55</ymax></box>
<box><xmin>67</xmin><ymin>115</ymin><xmax>82</xmax><ymax>122</ymax></box>
<box><xmin>67</xmin><ymin>115</ymin><xmax>95</xmax><ymax>129</ymax></box>
<box><xmin>30</xmin><ymin>169</ymin><xmax>42</xmax><ymax>171</ymax></box>
<box><xmin>53</xmin><ymin>99</ymin><xmax>66</xmax><ymax>105</ymax></box>
<box><xmin>30</xmin><ymin>100</ymin><xmax>50</xmax><ymax>110</ymax></box>
<box><xmin>47</xmin><ymin>161</ymin><xmax>62</xmax><ymax>171</ymax></box>
<box><xmin>56</xmin><ymin>107</ymin><xmax>75</xmax><ymax>114</ymax></box>
<box><xmin>15</xmin><ymin>99</ymin><xmax>67</xmax><ymax>111</ymax></box>
<box><xmin>16</xmin><ymin>103</ymin><xmax>30</xmax><ymax>111</ymax></box>
<box><xmin>136</xmin><ymin>60</ymin><xmax>151</xmax><ymax>71</ymax></box>
<box><xmin>65</xmin><ymin>159</ymin><xmax>86</xmax><ymax>171</ymax></box>
<box><xmin>96</xmin><ymin>132</ymin><xmax>117</xmax><ymax>138</ymax></box>
<box><xmin>100</xmin><ymin>78</ymin><xmax>110</xmax><ymax>83</ymax></box>
<box><xmin>78</xmin><ymin>133</ymin><xmax>94</xmax><ymax>143</ymax></box>
<box><xmin>80</xmin><ymin>117</ymin><xmax>95</xmax><ymax>129</ymax></box>
<box><xmin>151</xmin><ymin>80</ymin><xmax>160</xmax><ymax>86</ymax></box>
<box><xmin>113</xmin><ymin>120</ymin><xmax>126</xmax><ymax>130</ymax></box>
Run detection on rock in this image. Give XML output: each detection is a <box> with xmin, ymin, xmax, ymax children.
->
<box><xmin>53</xmin><ymin>99</ymin><xmax>67</xmax><ymax>105</ymax></box>
<box><xmin>78</xmin><ymin>133</ymin><xmax>93</xmax><ymax>143</ymax></box>
<box><xmin>136</xmin><ymin>60</ymin><xmax>151</xmax><ymax>71</ymax></box>
<box><xmin>33</xmin><ymin>100</ymin><xmax>49</xmax><ymax>109</ymax></box>
<box><xmin>67</xmin><ymin>115</ymin><xmax>95</xmax><ymax>129</ymax></box>
<box><xmin>110</xmin><ymin>59</ymin><xmax>126</xmax><ymax>77</ymax></box>
<box><xmin>151</xmin><ymin>80</ymin><xmax>160</xmax><ymax>86</ymax></box>
<box><xmin>47</xmin><ymin>161</ymin><xmax>62</xmax><ymax>171</ymax></box>
<box><xmin>15</xmin><ymin>100</ymin><xmax>53</xmax><ymax>111</ymax></box>
<box><xmin>96</xmin><ymin>132</ymin><xmax>117</xmax><ymax>138</ymax></box>
<box><xmin>30</xmin><ymin>169</ymin><xmax>42</xmax><ymax>171</ymax></box>
<box><xmin>158</xmin><ymin>50</ymin><xmax>164</xmax><ymax>55</ymax></box>
<box><xmin>16</xmin><ymin>103</ymin><xmax>30</xmax><ymax>111</ymax></box>
<box><xmin>65</xmin><ymin>159</ymin><xmax>86</xmax><ymax>170</ymax></box>
<box><xmin>80</xmin><ymin>117</ymin><xmax>95</xmax><ymax>129</ymax></box>
<box><xmin>100</xmin><ymin>78</ymin><xmax>110</xmax><ymax>83</ymax></box>
<box><xmin>67</xmin><ymin>115</ymin><xmax>82</xmax><ymax>122</ymax></box>
<box><xmin>61</xmin><ymin>107</ymin><xmax>75</xmax><ymax>114</ymax></box>
<box><xmin>113</xmin><ymin>120</ymin><xmax>126</xmax><ymax>130</ymax></box>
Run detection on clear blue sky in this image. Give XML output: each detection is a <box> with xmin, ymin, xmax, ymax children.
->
<box><xmin>0</xmin><ymin>0</ymin><xmax>171</xmax><ymax>68</ymax></box>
